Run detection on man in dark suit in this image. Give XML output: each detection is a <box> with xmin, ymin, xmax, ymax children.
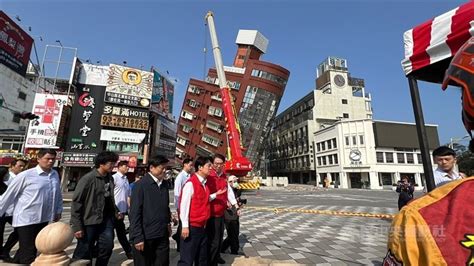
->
<box><xmin>129</xmin><ymin>155</ymin><xmax>173</xmax><ymax>266</ymax></box>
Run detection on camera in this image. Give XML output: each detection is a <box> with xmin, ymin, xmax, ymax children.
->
<box><xmin>238</xmin><ymin>198</ymin><xmax>247</xmax><ymax>205</ymax></box>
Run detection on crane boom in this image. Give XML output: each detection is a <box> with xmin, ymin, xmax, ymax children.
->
<box><xmin>205</xmin><ymin>11</ymin><xmax>252</xmax><ymax>176</ymax></box>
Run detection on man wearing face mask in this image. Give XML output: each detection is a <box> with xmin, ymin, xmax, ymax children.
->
<box><xmin>221</xmin><ymin>175</ymin><xmax>242</xmax><ymax>255</ymax></box>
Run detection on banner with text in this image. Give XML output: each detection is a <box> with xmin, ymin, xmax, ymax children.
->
<box><xmin>25</xmin><ymin>93</ymin><xmax>68</xmax><ymax>148</ymax></box>
<box><xmin>0</xmin><ymin>11</ymin><xmax>33</xmax><ymax>76</ymax></box>
<box><xmin>105</xmin><ymin>64</ymin><xmax>153</xmax><ymax>108</ymax></box>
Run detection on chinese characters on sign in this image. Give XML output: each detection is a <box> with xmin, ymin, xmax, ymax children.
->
<box><xmin>103</xmin><ymin>104</ymin><xmax>149</xmax><ymax>119</ymax></box>
<box><xmin>66</xmin><ymin>84</ymin><xmax>105</xmax><ymax>153</ymax></box>
<box><xmin>61</xmin><ymin>152</ymin><xmax>96</xmax><ymax>167</ymax></box>
<box><xmin>0</xmin><ymin>11</ymin><xmax>34</xmax><ymax>76</ymax></box>
<box><xmin>105</xmin><ymin>64</ymin><xmax>153</xmax><ymax>108</ymax></box>
<box><xmin>101</xmin><ymin>115</ymin><xmax>149</xmax><ymax>130</ymax></box>
<box><xmin>25</xmin><ymin>94</ymin><xmax>68</xmax><ymax>148</ymax></box>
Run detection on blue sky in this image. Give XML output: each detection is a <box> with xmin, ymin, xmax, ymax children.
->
<box><xmin>2</xmin><ymin>0</ymin><xmax>469</xmax><ymax>145</ymax></box>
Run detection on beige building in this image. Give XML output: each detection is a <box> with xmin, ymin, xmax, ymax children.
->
<box><xmin>267</xmin><ymin>57</ymin><xmax>373</xmax><ymax>183</ymax></box>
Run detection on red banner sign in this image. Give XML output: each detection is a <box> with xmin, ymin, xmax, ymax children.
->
<box><xmin>0</xmin><ymin>11</ymin><xmax>33</xmax><ymax>76</ymax></box>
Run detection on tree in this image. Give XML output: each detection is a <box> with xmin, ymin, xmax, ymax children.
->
<box><xmin>457</xmin><ymin>150</ymin><xmax>474</xmax><ymax>176</ymax></box>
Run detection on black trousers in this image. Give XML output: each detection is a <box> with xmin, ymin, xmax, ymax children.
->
<box><xmin>206</xmin><ymin>216</ymin><xmax>224</xmax><ymax>266</ymax></box>
<box><xmin>12</xmin><ymin>222</ymin><xmax>48</xmax><ymax>264</ymax></box>
<box><xmin>0</xmin><ymin>216</ymin><xmax>18</xmax><ymax>257</ymax></box>
<box><xmin>133</xmin><ymin>236</ymin><xmax>170</xmax><ymax>266</ymax></box>
<box><xmin>115</xmin><ymin>216</ymin><xmax>132</xmax><ymax>254</ymax></box>
<box><xmin>178</xmin><ymin>226</ymin><xmax>208</xmax><ymax>266</ymax></box>
<box><xmin>222</xmin><ymin>219</ymin><xmax>239</xmax><ymax>254</ymax></box>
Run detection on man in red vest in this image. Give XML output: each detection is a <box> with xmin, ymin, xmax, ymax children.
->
<box><xmin>206</xmin><ymin>154</ymin><xmax>240</xmax><ymax>266</ymax></box>
<box><xmin>178</xmin><ymin>157</ymin><xmax>226</xmax><ymax>266</ymax></box>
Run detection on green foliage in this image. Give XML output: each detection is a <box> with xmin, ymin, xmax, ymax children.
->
<box><xmin>457</xmin><ymin>151</ymin><xmax>474</xmax><ymax>176</ymax></box>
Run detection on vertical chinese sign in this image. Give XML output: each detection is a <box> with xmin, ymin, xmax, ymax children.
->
<box><xmin>25</xmin><ymin>94</ymin><xmax>68</xmax><ymax>148</ymax></box>
<box><xmin>66</xmin><ymin>84</ymin><xmax>105</xmax><ymax>153</ymax></box>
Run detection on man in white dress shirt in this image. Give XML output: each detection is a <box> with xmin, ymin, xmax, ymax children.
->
<box><xmin>0</xmin><ymin>149</ymin><xmax>62</xmax><ymax>264</ymax></box>
<box><xmin>172</xmin><ymin>158</ymin><xmax>193</xmax><ymax>252</ymax></box>
<box><xmin>113</xmin><ymin>160</ymin><xmax>133</xmax><ymax>259</ymax></box>
<box><xmin>433</xmin><ymin>146</ymin><xmax>464</xmax><ymax>187</ymax></box>
<box><xmin>178</xmin><ymin>156</ymin><xmax>226</xmax><ymax>266</ymax></box>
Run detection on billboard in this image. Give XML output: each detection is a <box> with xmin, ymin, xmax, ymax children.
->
<box><xmin>0</xmin><ymin>11</ymin><xmax>33</xmax><ymax>76</ymax></box>
<box><xmin>66</xmin><ymin>84</ymin><xmax>105</xmax><ymax>153</ymax></box>
<box><xmin>105</xmin><ymin>64</ymin><xmax>153</xmax><ymax>108</ymax></box>
<box><xmin>152</xmin><ymin>69</ymin><xmax>174</xmax><ymax>115</ymax></box>
<box><xmin>25</xmin><ymin>93</ymin><xmax>68</xmax><ymax>148</ymax></box>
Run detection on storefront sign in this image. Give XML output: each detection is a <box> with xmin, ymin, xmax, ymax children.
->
<box><xmin>105</xmin><ymin>64</ymin><xmax>153</xmax><ymax>108</ymax></box>
<box><xmin>25</xmin><ymin>94</ymin><xmax>68</xmax><ymax>148</ymax></box>
<box><xmin>66</xmin><ymin>84</ymin><xmax>105</xmax><ymax>152</ymax></box>
<box><xmin>0</xmin><ymin>11</ymin><xmax>33</xmax><ymax>76</ymax></box>
<box><xmin>100</xmin><ymin>129</ymin><xmax>146</xmax><ymax>143</ymax></box>
<box><xmin>62</xmin><ymin>152</ymin><xmax>96</xmax><ymax>167</ymax></box>
<box><xmin>103</xmin><ymin>104</ymin><xmax>148</xmax><ymax>119</ymax></box>
<box><xmin>100</xmin><ymin>115</ymin><xmax>148</xmax><ymax>131</ymax></box>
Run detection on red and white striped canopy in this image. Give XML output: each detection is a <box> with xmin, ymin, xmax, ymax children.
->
<box><xmin>402</xmin><ymin>1</ymin><xmax>474</xmax><ymax>83</ymax></box>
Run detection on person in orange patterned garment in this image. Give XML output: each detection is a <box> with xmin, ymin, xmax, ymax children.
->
<box><xmin>384</xmin><ymin>37</ymin><xmax>474</xmax><ymax>266</ymax></box>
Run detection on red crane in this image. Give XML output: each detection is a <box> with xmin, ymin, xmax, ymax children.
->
<box><xmin>205</xmin><ymin>11</ymin><xmax>252</xmax><ymax>176</ymax></box>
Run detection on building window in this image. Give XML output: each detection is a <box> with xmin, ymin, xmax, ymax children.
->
<box><xmin>317</xmin><ymin>143</ymin><xmax>321</xmax><ymax>152</ymax></box>
<box><xmin>359</xmin><ymin>135</ymin><xmax>364</xmax><ymax>145</ymax></box>
<box><xmin>12</xmin><ymin>113</ymin><xmax>20</xmax><ymax>123</ymax></box>
<box><xmin>322</xmin><ymin>156</ymin><xmax>327</xmax><ymax>165</ymax></box>
<box><xmin>18</xmin><ymin>91</ymin><xmax>27</xmax><ymax>100</ymax></box>
<box><xmin>317</xmin><ymin>157</ymin><xmax>322</xmax><ymax>166</ymax></box>
<box><xmin>327</xmin><ymin>140</ymin><xmax>332</xmax><ymax>150</ymax></box>
<box><xmin>328</xmin><ymin>155</ymin><xmax>333</xmax><ymax>165</ymax></box>
<box><xmin>376</xmin><ymin>152</ymin><xmax>384</xmax><ymax>163</ymax></box>
<box><xmin>397</xmin><ymin>153</ymin><xmax>405</xmax><ymax>164</ymax></box>
<box><xmin>208</xmin><ymin>106</ymin><xmax>223</xmax><ymax>117</ymax></box>
<box><xmin>345</xmin><ymin>136</ymin><xmax>350</xmax><ymax>146</ymax></box>
<box><xmin>342</xmin><ymin>99</ymin><xmax>348</xmax><ymax>104</ymax></box>
<box><xmin>417</xmin><ymin>153</ymin><xmax>422</xmax><ymax>164</ymax></box>
<box><xmin>406</xmin><ymin>153</ymin><xmax>414</xmax><ymax>164</ymax></box>
<box><xmin>332</xmin><ymin>138</ymin><xmax>337</xmax><ymax>148</ymax></box>
<box><xmin>251</xmin><ymin>69</ymin><xmax>287</xmax><ymax>86</ymax></box>
<box><xmin>321</xmin><ymin>142</ymin><xmax>326</xmax><ymax>151</ymax></box>
<box><xmin>187</xmin><ymin>85</ymin><xmax>202</xmax><ymax>94</ymax></box>
<box><xmin>385</xmin><ymin>152</ymin><xmax>394</xmax><ymax>163</ymax></box>
<box><xmin>334</xmin><ymin>154</ymin><xmax>338</xmax><ymax>164</ymax></box>
<box><xmin>182</xmin><ymin>124</ymin><xmax>192</xmax><ymax>133</ymax></box>
<box><xmin>343</xmin><ymin>113</ymin><xmax>349</xmax><ymax>118</ymax></box>
<box><xmin>202</xmin><ymin>134</ymin><xmax>220</xmax><ymax>147</ymax></box>
<box><xmin>352</xmin><ymin>136</ymin><xmax>357</xmax><ymax>145</ymax></box>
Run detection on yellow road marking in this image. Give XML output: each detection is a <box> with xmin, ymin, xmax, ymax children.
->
<box><xmin>244</xmin><ymin>206</ymin><xmax>395</xmax><ymax>219</ymax></box>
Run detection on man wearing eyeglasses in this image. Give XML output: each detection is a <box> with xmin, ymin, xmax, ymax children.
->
<box><xmin>206</xmin><ymin>154</ymin><xmax>239</xmax><ymax>266</ymax></box>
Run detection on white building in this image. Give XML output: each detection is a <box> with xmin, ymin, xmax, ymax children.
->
<box><xmin>0</xmin><ymin>63</ymin><xmax>37</xmax><ymax>152</ymax></box>
<box><xmin>267</xmin><ymin>57</ymin><xmax>373</xmax><ymax>183</ymax></box>
<box><xmin>314</xmin><ymin>119</ymin><xmax>439</xmax><ymax>190</ymax></box>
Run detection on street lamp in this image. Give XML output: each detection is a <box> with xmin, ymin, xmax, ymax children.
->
<box><xmin>449</xmin><ymin>134</ymin><xmax>470</xmax><ymax>149</ymax></box>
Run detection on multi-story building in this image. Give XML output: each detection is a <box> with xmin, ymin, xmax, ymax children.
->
<box><xmin>267</xmin><ymin>57</ymin><xmax>372</xmax><ymax>183</ymax></box>
<box><xmin>176</xmin><ymin>30</ymin><xmax>290</xmax><ymax>172</ymax></box>
<box><xmin>313</xmin><ymin>119</ymin><xmax>439</xmax><ymax>190</ymax></box>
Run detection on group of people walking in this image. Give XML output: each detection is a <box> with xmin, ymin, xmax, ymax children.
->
<box><xmin>0</xmin><ymin>149</ymin><xmax>243</xmax><ymax>266</ymax></box>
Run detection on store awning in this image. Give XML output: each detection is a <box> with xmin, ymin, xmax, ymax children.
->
<box><xmin>401</xmin><ymin>1</ymin><xmax>474</xmax><ymax>83</ymax></box>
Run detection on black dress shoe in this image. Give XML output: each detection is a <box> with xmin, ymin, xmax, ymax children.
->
<box><xmin>217</xmin><ymin>257</ymin><xmax>226</xmax><ymax>264</ymax></box>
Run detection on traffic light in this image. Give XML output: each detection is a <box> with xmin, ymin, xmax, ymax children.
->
<box><xmin>19</xmin><ymin>112</ymin><xmax>39</xmax><ymax>120</ymax></box>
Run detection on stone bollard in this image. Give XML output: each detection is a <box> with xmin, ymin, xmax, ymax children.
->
<box><xmin>32</xmin><ymin>222</ymin><xmax>74</xmax><ymax>266</ymax></box>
